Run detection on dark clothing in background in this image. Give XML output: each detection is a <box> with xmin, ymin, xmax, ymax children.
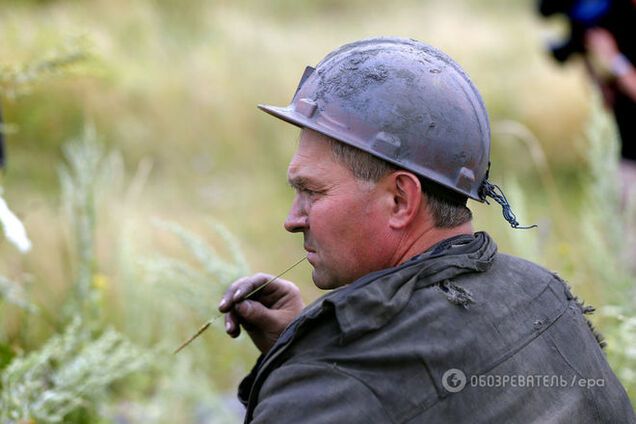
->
<box><xmin>238</xmin><ymin>232</ymin><xmax>635</xmax><ymax>423</ymax></box>
<box><xmin>615</xmin><ymin>91</ymin><xmax>636</xmax><ymax>160</ymax></box>
<box><xmin>538</xmin><ymin>0</ymin><xmax>636</xmax><ymax>160</ymax></box>
<box><xmin>596</xmin><ymin>0</ymin><xmax>636</xmax><ymax>160</ymax></box>
<box><xmin>595</xmin><ymin>0</ymin><xmax>636</xmax><ymax>160</ymax></box>
<box><xmin>612</xmin><ymin>0</ymin><xmax>636</xmax><ymax>161</ymax></box>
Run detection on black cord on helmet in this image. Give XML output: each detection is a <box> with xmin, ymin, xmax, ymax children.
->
<box><xmin>479</xmin><ymin>180</ymin><xmax>537</xmax><ymax>230</ymax></box>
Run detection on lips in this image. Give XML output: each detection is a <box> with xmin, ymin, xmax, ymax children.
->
<box><xmin>304</xmin><ymin>244</ymin><xmax>317</xmax><ymax>265</ymax></box>
<box><xmin>306</xmin><ymin>251</ymin><xmax>317</xmax><ymax>265</ymax></box>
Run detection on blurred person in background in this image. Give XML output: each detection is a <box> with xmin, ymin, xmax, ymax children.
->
<box><xmin>586</xmin><ymin>26</ymin><xmax>636</xmax><ymax>194</ymax></box>
<box><xmin>216</xmin><ymin>37</ymin><xmax>635</xmax><ymax>423</ymax></box>
<box><xmin>538</xmin><ymin>0</ymin><xmax>636</xmax><ymax>198</ymax></box>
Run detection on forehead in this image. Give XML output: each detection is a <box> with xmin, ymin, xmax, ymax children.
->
<box><xmin>287</xmin><ymin>129</ymin><xmax>352</xmax><ymax>184</ymax></box>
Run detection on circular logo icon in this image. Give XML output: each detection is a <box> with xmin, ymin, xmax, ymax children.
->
<box><xmin>442</xmin><ymin>368</ymin><xmax>466</xmax><ymax>393</ymax></box>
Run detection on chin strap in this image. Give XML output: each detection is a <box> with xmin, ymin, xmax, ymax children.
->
<box><xmin>479</xmin><ymin>180</ymin><xmax>537</xmax><ymax>230</ymax></box>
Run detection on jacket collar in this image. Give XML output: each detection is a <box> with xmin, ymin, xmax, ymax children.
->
<box><xmin>322</xmin><ymin>231</ymin><xmax>497</xmax><ymax>342</ymax></box>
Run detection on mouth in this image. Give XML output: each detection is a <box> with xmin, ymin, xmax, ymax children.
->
<box><xmin>304</xmin><ymin>244</ymin><xmax>317</xmax><ymax>265</ymax></box>
<box><xmin>306</xmin><ymin>251</ymin><xmax>317</xmax><ymax>265</ymax></box>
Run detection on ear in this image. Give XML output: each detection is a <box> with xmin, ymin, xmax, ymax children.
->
<box><xmin>387</xmin><ymin>171</ymin><xmax>423</xmax><ymax>230</ymax></box>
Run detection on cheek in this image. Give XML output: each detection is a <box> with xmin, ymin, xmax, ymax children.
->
<box><xmin>345</xmin><ymin>197</ymin><xmax>392</xmax><ymax>254</ymax></box>
<box><xmin>308</xmin><ymin>194</ymin><xmax>392</xmax><ymax>286</ymax></box>
<box><xmin>311</xmin><ymin>195</ymin><xmax>380</xmax><ymax>244</ymax></box>
<box><xmin>306</xmin><ymin>198</ymin><xmax>350</xmax><ymax>245</ymax></box>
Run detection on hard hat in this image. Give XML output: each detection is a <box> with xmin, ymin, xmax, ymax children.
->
<box><xmin>259</xmin><ymin>36</ymin><xmax>489</xmax><ymax>201</ymax></box>
<box><xmin>259</xmin><ymin>36</ymin><xmax>534</xmax><ymax>228</ymax></box>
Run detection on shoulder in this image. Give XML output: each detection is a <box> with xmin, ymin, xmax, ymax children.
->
<box><xmin>452</xmin><ymin>251</ymin><xmax>572</xmax><ymax>304</ymax></box>
<box><xmin>492</xmin><ymin>252</ymin><xmax>557</xmax><ymax>276</ymax></box>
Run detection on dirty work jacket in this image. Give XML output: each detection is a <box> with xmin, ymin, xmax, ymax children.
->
<box><xmin>238</xmin><ymin>232</ymin><xmax>635</xmax><ymax>423</ymax></box>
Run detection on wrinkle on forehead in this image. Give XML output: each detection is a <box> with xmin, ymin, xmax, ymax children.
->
<box><xmin>287</xmin><ymin>131</ymin><xmax>342</xmax><ymax>181</ymax></box>
<box><xmin>287</xmin><ymin>130</ymin><xmax>380</xmax><ymax>194</ymax></box>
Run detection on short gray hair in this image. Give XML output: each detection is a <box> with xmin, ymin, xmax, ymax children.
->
<box><xmin>327</xmin><ymin>138</ymin><xmax>472</xmax><ymax>228</ymax></box>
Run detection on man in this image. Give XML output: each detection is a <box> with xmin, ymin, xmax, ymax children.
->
<box><xmin>218</xmin><ymin>37</ymin><xmax>635</xmax><ymax>423</ymax></box>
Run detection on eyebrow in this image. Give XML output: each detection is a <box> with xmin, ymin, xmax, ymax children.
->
<box><xmin>287</xmin><ymin>176</ymin><xmax>313</xmax><ymax>190</ymax></box>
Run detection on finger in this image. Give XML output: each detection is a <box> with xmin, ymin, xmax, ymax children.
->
<box><xmin>219</xmin><ymin>276</ymin><xmax>252</xmax><ymax>312</ymax></box>
<box><xmin>249</xmin><ymin>278</ymin><xmax>297</xmax><ymax>303</ymax></box>
<box><xmin>258</xmin><ymin>280</ymin><xmax>302</xmax><ymax>308</ymax></box>
<box><xmin>219</xmin><ymin>274</ymin><xmax>273</xmax><ymax>312</ymax></box>
<box><xmin>225</xmin><ymin>309</ymin><xmax>241</xmax><ymax>338</ymax></box>
<box><xmin>236</xmin><ymin>273</ymin><xmax>277</xmax><ymax>301</ymax></box>
<box><xmin>235</xmin><ymin>299</ymin><xmax>280</xmax><ymax>330</ymax></box>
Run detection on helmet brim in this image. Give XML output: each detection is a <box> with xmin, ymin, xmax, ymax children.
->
<box><xmin>258</xmin><ymin>103</ymin><xmax>485</xmax><ymax>202</ymax></box>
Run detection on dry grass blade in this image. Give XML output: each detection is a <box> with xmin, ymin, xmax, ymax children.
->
<box><xmin>173</xmin><ymin>322</ymin><xmax>212</xmax><ymax>354</ymax></box>
<box><xmin>173</xmin><ymin>256</ymin><xmax>307</xmax><ymax>354</ymax></box>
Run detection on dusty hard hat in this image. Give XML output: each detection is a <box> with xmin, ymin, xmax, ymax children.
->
<box><xmin>259</xmin><ymin>36</ymin><xmax>535</xmax><ymax>229</ymax></box>
<box><xmin>259</xmin><ymin>36</ymin><xmax>490</xmax><ymax>201</ymax></box>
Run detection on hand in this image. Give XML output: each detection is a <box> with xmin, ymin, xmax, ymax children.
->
<box><xmin>218</xmin><ymin>273</ymin><xmax>305</xmax><ymax>353</ymax></box>
<box><xmin>585</xmin><ymin>27</ymin><xmax>636</xmax><ymax>103</ymax></box>
<box><xmin>585</xmin><ymin>28</ymin><xmax>620</xmax><ymax>71</ymax></box>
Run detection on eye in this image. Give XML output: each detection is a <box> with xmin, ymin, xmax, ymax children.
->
<box><xmin>298</xmin><ymin>187</ymin><xmax>323</xmax><ymax>198</ymax></box>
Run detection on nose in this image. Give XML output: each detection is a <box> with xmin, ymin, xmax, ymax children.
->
<box><xmin>284</xmin><ymin>195</ymin><xmax>308</xmax><ymax>233</ymax></box>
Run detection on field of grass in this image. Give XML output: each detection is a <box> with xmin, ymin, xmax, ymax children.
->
<box><xmin>0</xmin><ymin>0</ymin><xmax>634</xmax><ymax>422</ymax></box>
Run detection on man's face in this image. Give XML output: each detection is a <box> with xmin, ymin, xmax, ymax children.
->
<box><xmin>285</xmin><ymin>129</ymin><xmax>394</xmax><ymax>289</ymax></box>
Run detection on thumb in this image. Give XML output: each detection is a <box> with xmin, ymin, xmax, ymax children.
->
<box><xmin>236</xmin><ymin>300</ymin><xmax>276</xmax><ymax>326</ymax></box>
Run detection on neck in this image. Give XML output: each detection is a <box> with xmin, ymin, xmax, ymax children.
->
<box><xmin>391</xmin><ymin>221</ymin><xmax>474</xmax><ymax>266</ymax></box>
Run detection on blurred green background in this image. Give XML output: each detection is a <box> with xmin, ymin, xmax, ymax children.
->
<box><xmin>0</xmin><ymin>0</ymin><xmax>634</xmax><ymax>422</ymax></box>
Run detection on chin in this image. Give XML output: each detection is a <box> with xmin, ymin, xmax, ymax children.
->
<box><xmin>311</xmin><ymin>271</ymin><xmax>330</xmax><ymax>290</ymax></box>
<box><xmin>312</xmin><ymin>269</ymin><xmax>347</xmax><ymax>290</ymax></box>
